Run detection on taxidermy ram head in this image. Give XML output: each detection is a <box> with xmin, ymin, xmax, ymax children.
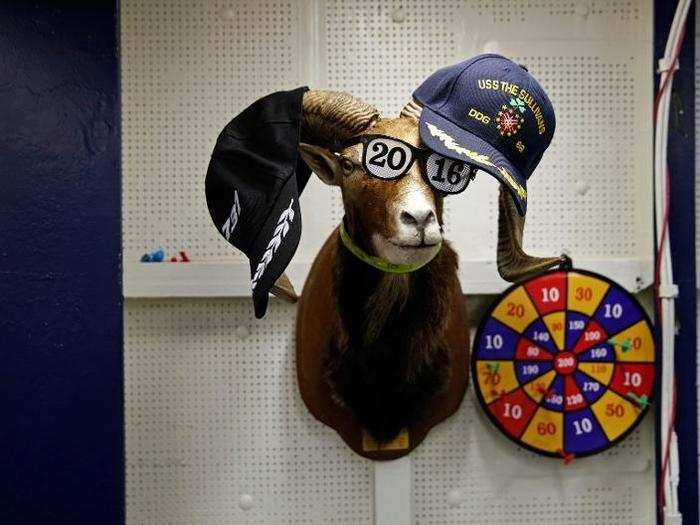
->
<box><xmin>297</xmin><ymin>90</ymin><xmax>565</xmax><ymax>442</ymax></box>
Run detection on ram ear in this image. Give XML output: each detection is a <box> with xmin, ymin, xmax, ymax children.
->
<box><xmin>299</xmin><ymin>143</ymin><xmax>342</xmax><ymax>186</ymax></box>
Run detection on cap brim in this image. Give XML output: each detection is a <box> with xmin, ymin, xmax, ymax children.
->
<box><xmin>418</xmin><ymin>107</ymin><xmax>528</xmax><ymax>215</ymax></box>
<box><xmin>248</xmin><ymin>176</ymin><xmax>302</xmax><ymax>318</ymax></box>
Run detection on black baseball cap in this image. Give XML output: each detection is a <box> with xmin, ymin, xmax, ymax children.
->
<box><xmin>413</xmin><ymin>54</ymin><xmax>556</xmax><ymax>215</ymax></box>
<box><xmin>205</xmin><ymin>87</ymin><xmax>311</xmax><ymax>318</ymax></box>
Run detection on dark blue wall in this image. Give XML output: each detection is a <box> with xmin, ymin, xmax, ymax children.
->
<box><xmin>0</xmin><ymin>3</ymin><xmax>123</xmax><ymax>524</ymax></box>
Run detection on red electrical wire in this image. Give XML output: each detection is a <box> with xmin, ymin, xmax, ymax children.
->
<box><xmin>653</xmin><ymin>11</ymin><xmax>689</xmax><ymax>520</ymax></box>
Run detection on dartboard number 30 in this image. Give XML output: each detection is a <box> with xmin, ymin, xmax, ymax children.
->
<box><xmin>471</xmin><ymin>269</ymin><xmax>655</xmax><ymax>458</ymax></box>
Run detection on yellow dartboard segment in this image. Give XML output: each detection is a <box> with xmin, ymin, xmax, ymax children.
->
<box><xmin>475</xmin><ymin>360</ymin><xmax>519</xmax><ymax>404</ymax></box>
<box><xmin>578</xmin><ymin>362</ymin><xmax>614</xmax><ymax>386</ymax></box>
<box><xmin>523</xmin><ymin>370</ymin><xmax>557</xmax><ymax>403</ymax></box>
<box><xmin>590</xmin><ymin>390</ymin><xmax>639</xmax><ymax>441</ymax></box>
<box><xmin>610</xmin><ymin>320</ymin><xmax>655</xmax><ymax>362</ymax></box>
<box><xmin>567</xmin><ymin>272</ymin><xmax>610</xmax><ymax>315</ymax></box>
<box><xmin>543</xmin><ymin>311</ymin><xmax>565</xmax><ymax>350</ymax></box>
<box><xmin>491</xmin><ymin>286</ymin><xmax>539</xmax><ymax>333</ymax></box>
<box><xmin>521</xmin><ymin>407</ymin><xmax>564</xmax><ymax>453</ymax></box>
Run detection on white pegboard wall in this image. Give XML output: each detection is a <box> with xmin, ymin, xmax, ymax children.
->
<box><xmin>121</xmin><ymin>0</ymin><xmax>308</xmax><ymax>262</ymax></box>
<box><xmin>412</xmin><ymin>397</ymin><xmax>653</xmax><ymax>524</ymax></box>
<box><xmin>125</xmin><ymin>298</ymin><xmax>373</xmax><ymax>524</ymax></box>
<box><xmin>321</xmin><ymin>0</ymin><xmax>464</xmax><ymax>116</ymax></box>
<box><xmin>474</xmin><ymin>0</ymin><xmax>643</xmax><ymax>24</ymax></box>
<box><xmin>125</xmin><ymin>297</ymin><xmax>654</xmax><ymax>524</ymax></box>
<box><xmin>122</xmin><ymin>1</ymin><xmax>657</xmax><ymax>523</ymax></box>
<box><xmin>497</xmin><ymin>45</ymin><xmax>651</xmax><ymax>259</ymax></box>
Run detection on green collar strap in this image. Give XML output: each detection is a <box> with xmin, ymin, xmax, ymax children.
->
<box><xmin>338</xmin><ymin>221</ymin><xmax>442</xmax><ymax>274</ymax></box>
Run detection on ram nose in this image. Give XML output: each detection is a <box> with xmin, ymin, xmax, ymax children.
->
<box><xmin>397</xmin><ymin>205</ymin><xmax>441</xmax><ymax>245</ymax></box>
<box><xmin>400</xmin><ymin>208</ymin><xmax>435</xmax><ymax>232</ymax></box>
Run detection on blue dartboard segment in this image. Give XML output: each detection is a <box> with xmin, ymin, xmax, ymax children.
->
<box><xmin>475</xmin><ymin>318</ymin><xmax>519</xmax><ymax>360</ymax></box>
<box><xmin>522</xmin><ymin>318</ymin><xmax>559</xmax><ymax>354</ymax></box>
<box><xmin>565</xmin><ymin>311</ymin><xmax>589</xmax><ymax>348</ymax></box>
<box><xmin>593</xmin><ymin>286</ymin><xmax>644</xmax><ymax>336</ymax></box>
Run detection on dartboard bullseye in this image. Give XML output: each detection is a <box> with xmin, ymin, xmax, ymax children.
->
<box><xmin>472</xmin><ymin>269</ymin><xmax>655</xmax><ymax>458</ymax></box>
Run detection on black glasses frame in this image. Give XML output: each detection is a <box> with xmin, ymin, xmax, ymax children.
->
<box><xmin>342</xmin><ymin>134</ymin><xmax>477</xmax><ymax>194</ymax></box>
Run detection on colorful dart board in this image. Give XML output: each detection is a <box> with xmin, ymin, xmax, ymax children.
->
<box><xmin>472</xmin><ymin>269</ymin><xmax>655</xmax><ymax>458</ymax></box>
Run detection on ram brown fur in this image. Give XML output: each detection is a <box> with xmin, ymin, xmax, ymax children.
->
<box><xmin>322</xmin><ymin>235</ymin><xmax>459</xmax><ymax>443</ymax></box>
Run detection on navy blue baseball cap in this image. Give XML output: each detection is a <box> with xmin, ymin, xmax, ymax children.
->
<box><xmin>413</xmin><ymin>54</ymin><xmax>556</xmax><ymax>215</ymax></box>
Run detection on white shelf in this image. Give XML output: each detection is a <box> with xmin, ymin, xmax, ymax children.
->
<box><xmin>123</xmin><ymin>258</ymin><xmax>652</xmax><ymax>298</ymax></box>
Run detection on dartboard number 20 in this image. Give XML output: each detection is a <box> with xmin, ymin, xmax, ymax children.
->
<box><xmin>471</xmin><ymin>269</ymin><xmax>655</xmax><ymax>458</ymax></box>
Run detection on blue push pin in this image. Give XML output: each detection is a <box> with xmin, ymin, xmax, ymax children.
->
<box><xmin>140</xmin><ymin>249</ymin><xmax>165</xmax><ymax>262</ymax></box>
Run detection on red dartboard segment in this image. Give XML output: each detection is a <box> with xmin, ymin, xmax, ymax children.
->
<box><xmin>472</xmin><ymin>268</ymin><xmax>656</xmax><ymax>458</ymax></box>
<box><xmin>572</xmin><ymin>319</ymin><xmax>608</xmax><ymax>354</ymax></box>
<box><xmin>524</xmin><ymin>271</ymin><xmax>567</xmax><ymax>316</ymax></box>
<box><xmin>488</xmin><ymin>388</ymin><xmax>539</xmax><ymax>439</ymax></box>
<box><xmin>609</xmin><ymin>363</ymin><xmax>655</xmax><ymax>400</ymax></box>
<box><xmin>564</xmin><ymin>376</ymin><xmax>588</xmax><ymax>411</ymax></box>
<box><xmin>515</xmin><ymin>338</ymin><xmax>555</xmax><ymax>361</ymax></box>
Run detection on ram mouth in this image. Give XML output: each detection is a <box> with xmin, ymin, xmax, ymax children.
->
<box><xmin>389</xmin><ymin>240</ymin><xmax>440</xmax><ymax>250</ymax></box>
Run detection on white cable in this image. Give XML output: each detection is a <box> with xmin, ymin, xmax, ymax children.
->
<box><xmin>655</xmin><ymin>1</ymin><xmax>686</xmax><ymax>521</ymax></box>
<box><xmin>653</xmin><ymin>1</ymin><xmax>691</xmax><ymax>522</ymax></box>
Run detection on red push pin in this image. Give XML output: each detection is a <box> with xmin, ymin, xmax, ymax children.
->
<box><xmin>556</xmin><ymin>448</ymin><xmax>575</xmax><ymax>464</ymax></box>
<box><xmin>535</xmin><ymin>383</ymin><xmax>552</xmax><ymax>397</ymax></box>
<box><xmin>169</xmin><ymin>251</ymin><xmax>191</xmax><ymax>263</ymax></box>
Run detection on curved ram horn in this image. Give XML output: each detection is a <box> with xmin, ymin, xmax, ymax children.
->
<box><xmin>497</xmin><ymin>185</ymin><xmax>567</xmax><ymax>282</ymax></box>
<box><xmin>399</xmin><ymin>98</ymin><xmax>422</xmax><ymax>120</ymax></box>
<box><xmin>302</xmin><ymin>90</ymin><xmax>379</xmax><ymax>150</ymax></box>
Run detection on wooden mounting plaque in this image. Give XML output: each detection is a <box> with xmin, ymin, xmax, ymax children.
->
<box><xmin>296</xmin><ymin>230</ymin><xmax>470</xmax><ymax>460</ymax></box>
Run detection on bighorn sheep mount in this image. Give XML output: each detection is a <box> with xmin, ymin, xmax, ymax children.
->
<box><xmin>295</xmin><ymin>90</ymin><xmax>565</xmax><ymax>459</ymax></box>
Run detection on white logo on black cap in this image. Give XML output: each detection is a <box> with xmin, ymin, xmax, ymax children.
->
<box><xmin>251</xmin><ymin>198</ymin><xmax>295</xmax><ymax>290</ymax></box>
<box><xmin>221</xmin><ymin>190</ymin><xmax>241</xmax><ymax>240</ymax></box>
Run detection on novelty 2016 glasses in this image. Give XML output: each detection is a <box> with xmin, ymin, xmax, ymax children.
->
<box><xmin>341</xmin><ymin>134</ymin><xmax>477</xmax><ymax>195</ymax></box>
